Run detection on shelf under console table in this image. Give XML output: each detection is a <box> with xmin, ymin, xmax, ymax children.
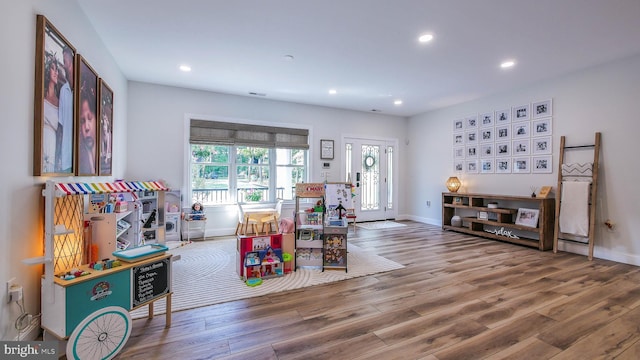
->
<box><xmin>442</xmin><ymin>192</ymin><xmax>555</xmax><ymax>250</ymax></box>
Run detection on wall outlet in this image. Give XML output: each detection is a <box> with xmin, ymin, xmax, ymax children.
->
<box><xmin>6</xmin><ymin>277</ymin><xmax>16</xmax><ymax>303</ymax></box>
<box><xmin>426</xmin><ymin>200</ymin><xmax>431</xmax><ymax>207</ymax></box>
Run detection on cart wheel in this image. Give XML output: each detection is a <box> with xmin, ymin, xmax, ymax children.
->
<box><xmin>66</xmin><ymin>306</ymin><xmax>132</xmax><ymax>360</ymax></box>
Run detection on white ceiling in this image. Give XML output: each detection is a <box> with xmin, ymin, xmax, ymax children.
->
<box><xmin>78</xmin><ymin>0</ymin><xmax>640</xmax><ymax>117</ymax></box>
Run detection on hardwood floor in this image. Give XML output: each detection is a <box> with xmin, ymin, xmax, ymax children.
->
<box><xmin>117</xmin><ymin>221</ymin><xmax>640</xmax><ymax>359</ymax></box>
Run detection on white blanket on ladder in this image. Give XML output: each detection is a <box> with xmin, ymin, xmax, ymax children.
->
<box><xmin>559</xmin><ymin>181</ymin><xmax>590</xmax><ymax>237</ymax></box>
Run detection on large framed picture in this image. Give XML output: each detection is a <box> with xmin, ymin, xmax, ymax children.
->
<box><xmin>98</xmin><ymin>79</ymin><xmax>113</xmax><ymax>176</ymax></box>
<box><xmin>76</xmin><ymin>56</ymin><xmax>99</xmax><ymax>176</ymax></box>
<box><xmin>33</xmin><ymin>15</ymin><xmax>77</xmax><ymax>176</ymax></box>
<box><xmin>515</xmin><ymin>208</ymin><xmax>540</xmax><ymax>228</ymax></box>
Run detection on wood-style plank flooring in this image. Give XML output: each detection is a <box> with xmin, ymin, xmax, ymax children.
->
<box><xmin>117</xmin><ymin>221</ymin><xmax>640</xmax><ymax>359</ymax></box>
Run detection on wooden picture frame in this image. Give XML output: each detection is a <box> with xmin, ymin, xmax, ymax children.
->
<box><xmin>33</xmin><ymin>15</ymin><xmax>77</xmax><ymax>176</ymax></box>
<box><xmin>76</xmin><ymin>56</ymin><xmax>99</xmax><ymax>176</ymax></box>
<box><xmin>320</xmin><ymin>139</ymin><xmax>334</xmax><ymax>160</ymax></box>
<box><xmin>98</xmin><ymin>79</ymin><xmax>114</xmax><ymax>176</ymax></box>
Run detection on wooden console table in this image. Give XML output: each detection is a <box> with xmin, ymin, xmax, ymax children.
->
<box><xmin>442</xmin><ymin>192</ymin><xmax>555</xmax><ymax>250</ymax></box>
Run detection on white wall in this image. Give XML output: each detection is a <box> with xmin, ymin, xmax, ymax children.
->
<box><xmin>407</xmin><ymin>53</ymin><xmax>640</xmax><ymax>264</ymax></box>
<box><xmin>0</xmin><ymin>1</ymin><xmax>127</xmax><ymax>340</ymax></box>
<box><xmin>126</xmin><ymin>82</ymin><xmax>408</xmax><ymax>235</ymax></box>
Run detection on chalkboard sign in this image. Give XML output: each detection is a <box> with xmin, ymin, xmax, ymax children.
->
<box><xmin>132</xmin><ymin>257</ymin><xmax>171</xmax><ymax>307</ymax></box>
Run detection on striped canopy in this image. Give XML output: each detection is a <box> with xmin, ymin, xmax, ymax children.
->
<box><xmin>54</xmin><ymin>181</ymin><xmax>169</xmax><ymax>196</ymax></box>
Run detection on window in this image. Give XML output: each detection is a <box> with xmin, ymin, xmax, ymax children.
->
<box><xmin>188</xmin><ymin>119</ymin><xmax>309</xmax><ymax>205</ymax></box>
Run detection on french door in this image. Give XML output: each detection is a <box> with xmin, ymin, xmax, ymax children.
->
<box><xmin>343</xmin><ymin>137</ymin><xmax>397</xmax><ymax>222</ymax></box>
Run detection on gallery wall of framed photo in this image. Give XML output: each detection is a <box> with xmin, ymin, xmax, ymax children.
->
<box><xmin>452</xmin><ymin>99</ymin><xmax>553</xmax><ymax>175</ymax></box>
<box><xmin>33</xmin><ymin>14</ymin><xmax>114</xmax><ymax>177</ymax></box>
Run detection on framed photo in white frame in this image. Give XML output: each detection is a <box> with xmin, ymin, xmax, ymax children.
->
<box><xmin>515</xmin><ymin>208</ymin><xmax>540</xmax><ymax>227</ymax></box>
<box><xmin>466</xmin><ymin>130</ymin><xmax>478</xmax><ymax>144</ymax></box>
<box><xmin>465</xmin><ymin>115</ymin><xmax>478</xmax><ymax>129</ymax></box>
<box><xmin>532</xmin><ymin>99</ymin><xmax>552</xmax><ymax>118</ymax></box>
<box><xmin>512</xmin><ymin>122</ymin><xmax>530</xmax><ymax>139</ymax></box>
<box><xmin>532</xmin><ymin>117</ymin><xmax>552</xmax><ymax>137</ymax></box>
<box><xmin>495</xmin><ymin>157</ymin><xmax>511</xmax><ymax>174</ymax></box>
<box><xmin>454</xmin><ymin>160</ymin><xmax>464</xmax><ymax>173</ymax></box>
<box><xmin>453</xmin><ymin>146</ymin><xmax>465</xmax><ymax>159</ymax></box>
<box><xmin>454</xmin><ymin>133</ymin><xmax>464</xmax><ymax>145</ymax></box>
<box><xmin>480</xmin><ymin>159</ymin><xmax>494</xmax><ymax>174</ymax></box>
<box><xmin>495</xmin><ymin>141</ymin><xmax>511</xmax><ymax>156</ymax></box>
<box><xmin>512</xmin><ymin>157</ymin><xmax>531</xmax><ymax>173</ymax></box>
<box><xmin>512</xmin><ymin>104</ymin><xmax>530</xmax><ymax>121</ymax></box>
<box><xmin>466</xmin><ymin>160</ymin><xmax>479</xmax><ymax>174</ymax></box>
<box><xmin>480</xmin><ymin>128</ymin><xmax>494</xmax><ymax>142</ymax></box>
<box><xmin>495</xmin><ymin>109</ymin><xmax>511</xmax><ymax>124</ymax></box>
<box><xmin>532</xmin><ymin>136</ymin><xmax>552</xmax><ymax>155</ymax></box>
<box><xmin>496</xmin><ymin>125</ymin><xmax>510</xmax><ymax>140</ymax></box>
<box><xmin>480</xmin><ymin>143</ymin><xmax>494</xmax><ymax>158</ymax></box>
<box><xmin>532</xmin><ymin>155</ymin><xmax>553</xmax><ymax>173</ymax></box>
<box><xmin>480</xmin><ymin>112</ymin><xmax>493</xmax><ymax>127</ymax></box>
<box><xmin>453</xmin><ymin>118</ymin><xmax>464</xmax><ymax>132</ymax></box>
<box><xmin>512</xmin><ymin>139</ymin><xmax>530</xmax><ymax>156</ymax></box>
<box><xmin>466</xmin><ymin>145</ymin><xmax>478</xmax><ymax>158</ymax></box>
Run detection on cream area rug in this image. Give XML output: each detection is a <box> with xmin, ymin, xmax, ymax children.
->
<box><xmin>356</xmin><ymin>221</ymin><xmax>407</xmax><ymax>230</ymax></box>
<box><xmin>131</xmin><ymin>237</ymin><xmax>404</xmax><ymax>319</ymax></box>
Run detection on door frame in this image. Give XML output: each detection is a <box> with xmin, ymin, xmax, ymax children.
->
<box><xmin>341</xmin><ymin>135</ymin><xmax>399</xmax><ymax>222</ymax></box>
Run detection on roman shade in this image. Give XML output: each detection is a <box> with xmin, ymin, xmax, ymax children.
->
<box><xmin>190</xmin><ymin>119</ymin><xmax>309</xmax><ymax>149</ymax></box>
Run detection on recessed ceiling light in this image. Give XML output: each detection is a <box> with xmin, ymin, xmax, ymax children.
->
<box><xmin>394</xmin><ymin>100</ymin><xmax>403</xmax><ymax>105</ymax></box>
<box><xmin>179</xmin><ymin>64</ymin><xmax>191</xmax><ymax>72</ymax></box>
<box><xmin>418</xmin><ymin>33</ymin><xmax>434</xmax><ymax>43</ymax></box>
<box><xmin>283</xmin><ymin>55</ymin><xmax>295</xmax><ymax>61</ymax></box>
<box><xmin>500</xmin><ymin>60</ymin><xmax>516</xmax><ymax>69</ymax></box>
<box><xmin>328</xmin><ymin>89</ymin><xmax>337</xmax><ymax>95</ymax></box>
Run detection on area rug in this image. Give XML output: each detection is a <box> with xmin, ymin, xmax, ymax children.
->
<box><xmin>356</xmin><ymin>221</ymin><xmax>407</xmax><ymax>230</ymax></box>
<box><xmin>131</xmin><ymin>238</ymin><xmax>404</xmax><ymax>319</ymax></box>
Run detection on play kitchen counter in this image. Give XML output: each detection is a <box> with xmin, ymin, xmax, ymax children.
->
<box><xmin>442</xmin><ymin>192</ymin><xmax>555</xmax><ymax>250</ymax></box>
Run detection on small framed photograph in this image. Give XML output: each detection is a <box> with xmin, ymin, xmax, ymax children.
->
<box><xmin>532</xmin><ymin>136</ymin><xmax>552</xmax><ymax>155</ymax></box>
<box><xmin>320</xmin><ymin>139</ymin><xmax>334</xmax><ymax>159</ymax></box>
<box><xmin>453</xmin><ymin>119</ymin><xmax>464</xmax><ymax>132</ymax></box>
<box><xmin>480</xmin><ymin>112</ymin><xmax>493</xmax><ymax>127</ymax></box>
<box><xmin>512</xmin><ymin>104</ymin><xmax>530</xmax><ymax>121</ymax></box>
<box><xmin>495</xmin><ymin>141</ymin><xmax>511</xmax><ymax>156</ymax></box>
<box><xmin>532</xmin><ymin>117</ymin><xmax>553</xmax><ymax>137</ymax></box>
<box><xmin>532</xmin><ymin>155</ymin><xmax>553</xmax><ymax>173</ymax></box>
<box><xmin>496</xmin><ymin>125</ymin><xmax>510</xmax><ymax>140</ymax></box>
<box><xmin>466</xmin><ymin>160</ymin><xmax>479</xmax><ymax>174</ymax></box>
<box><xmin>495</xmin><ymin>109</ymin><xmax>511</xmax><ymax>124</ymax></box>
<box><xmin>454</xmin><ymin>160</ymin><xmax>464</xmax><ymax>173</ymax></box>
<box><xmin>477</xmin><ymin>211</ymin><xmax>489</xmax><ymax>220</ymax></box>
<box><xmin>454</xmin><ymin>133</ymin><xmax>464</xmax><ymax>145</ymax></box>
<box><xmin>512</xmin><ymin>157</ymin><xmax>531</xmax><ymax>173</ymax></box>
<box><xmin>480</xmin><ymin>143</ymin><xmax>494</xmax><ymax>158</ymax></box>
<box><xmin>453</xmin><ymin>196</ymin><xmax>463</xmax><ymax>205</ymax></box>
<box><xmin>466</xmin><ymin>130</ymin><xmax>478</xmax><ymax>144</ymax></box>
<box><xmin>480</xmin><ymin>128</ymin><xmax>494</xmax><ymax>142</ymax></box>
<box><xmin>512</xmin><ymin>139</ymin><xmax>530</xmax><ymax>155</ymax></box>
<box><xmin>532</xmin><ymin>99</ymin><xmax>552</xmax><ymax>118</ymax></box>
<box><xmin>480</xmin><ymin>159</ymin><xmax>494</xmax><ymax>174</ymax></box>
<box><xmin>495</xmin><ymin>157</ymin><xmax>511</xmax><ymax>174</ymax></box>
<box><xmin>515</xmin><ymin>208</ymin><xmax>540</xmax><ymax>228</ymax></box>
<box><xmin>465</xmin><ymin>115</ymin><xmax>478</xmax><ymax>129</ymax></box>
<box><xmin>453</xmin><ymin>146</ymin><xmax>465</xmax><ymax>159</ymax></box>
<box><xmin>512</xmin><ymin>122</ymin><xmax>530</xmax><ymax>139</ymax></box>
<box><xmin>466</xmin><ymin>145</ymin><xmax>478</xmax><ymax>158</ymax></box>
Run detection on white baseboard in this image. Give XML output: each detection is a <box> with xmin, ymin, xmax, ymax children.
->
<box><xmin>13</xmin><ymin>317</ymin><xmax>41</xmax><ymax>341</ymax></box>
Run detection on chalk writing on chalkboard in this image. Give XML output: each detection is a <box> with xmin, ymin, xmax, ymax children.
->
<box><xmin>132</xmin><ymin>257</ymin><xmax>170</xmax><ymax>307</ymax></box>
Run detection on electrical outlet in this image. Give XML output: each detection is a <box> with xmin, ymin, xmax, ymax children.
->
<box><xmin>426</xmin><ymin>200</ymin><xmax>431</xmax><ymax>207</ymax></box>
<box><xmin>6</xmin><ymin>277</ymin><xmax>16</xmax><ymax>303</ymax></box>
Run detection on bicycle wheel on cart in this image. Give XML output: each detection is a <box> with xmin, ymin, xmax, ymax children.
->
<box><xmin>66</xmin><ymin>306</ymin><xmax>132</xmax><ymax>360</ymax></box>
